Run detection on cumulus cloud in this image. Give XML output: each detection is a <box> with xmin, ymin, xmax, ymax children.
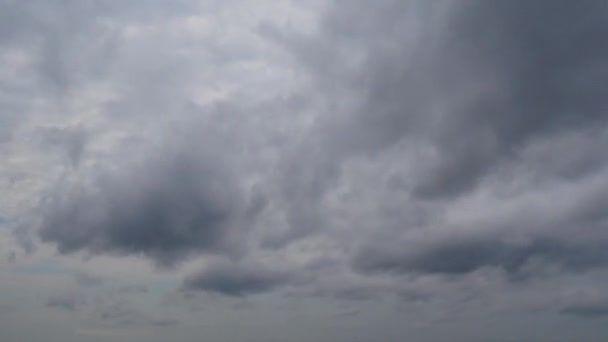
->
<box><xmin>38</xmin><ymin>144</ymin><xmax>246</xmax><ymax>266</ymax></box>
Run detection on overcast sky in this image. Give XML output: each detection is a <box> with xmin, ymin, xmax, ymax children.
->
<box><xmin>2</xmin><ymin>0</ymin><xmax>608</xmax><ymax>341</ymax></box>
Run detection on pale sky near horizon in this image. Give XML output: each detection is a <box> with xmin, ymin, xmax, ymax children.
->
<box><xmin>2</xmin><ymin>0</ymin><xmax>608</xmax><ymax>341</ymax></box>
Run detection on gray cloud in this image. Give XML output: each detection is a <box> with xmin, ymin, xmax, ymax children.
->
<box><xmin>354</xmin><ymin>173</ymin><xmax>608</xmax><ymax>278</ymax></box>
<box><xmin>355</xmin><ymin>237</ymin><xmax>608</xmax><ymax>278</ymax></box>
<box><xmin>261</xmin><ymin>0</ymin><xmax>608</xmax><ymax>278</ymax></box>
<box><xmin>38</xmin><ymin>143</ymin><xmax>245</xmax><ymax>267</ymax></box>
<box><xmin>273</xmin><ymin>0</ymin><xmax>608</xmax><ymax>199</ymax></box>
<box><xmin>6</xmin><ymin>251</ymin><xmax>16</xmax><ymax>264</ymax></box>
<box><xmin>12</xmin><ymin>0</ymin><xmax>608</xmax><ymax>297</ymax></box>
<box><xmin>96</xmin><ymin>301</ymin><xmax>179</xmax><ymax>328</ymax></box>
<box><xmin>46</xmin><ymin>293</ymin><xmax>85</xmax><ymax>312</ymax></box>
<box><xmin>115</xmin><ymin>285</ymin><xmax>149</xmax><ymax>294</ymax></box>
<box><xmin>74</xmin><ymin>272</ymin><xmax>104</xmax><ymax>288</ymax></box>
<box><xmin>183</xmin><ymin>261</ymin><xmax>291</xmax><ymax>297</ymax></box>
<box><xmin>561</xmin><ymin>300</ymin><xmax>608</xmax><ymax>318</ymax></box>
<box><xmin>3</xmin><ymin>0</ymin><xmax>608</xmax><ymax>340</ymax></box>
<box><xmin>248</xmin><ymin>0</ymin><xmax>608</xmax><ymax>256</ymax></box>
<box><xmin>37</xmin><ymin>126</ymin><xmax>88</xmax><ymax>166</ymax></box>
<box><xmin>0</xmin><ymin>304</ymin><xmax>16</xmax><ymax>314</ymax></box>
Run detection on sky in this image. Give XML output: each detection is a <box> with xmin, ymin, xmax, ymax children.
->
<box><xmin>1</xmin><ymin>0</ymin><xmax>608</xmax><ymax>341</ymax></box>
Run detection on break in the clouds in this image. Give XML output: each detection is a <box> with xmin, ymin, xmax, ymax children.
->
<box><xmin>2</xmin><ymin>0</ymin><xmax>608</xmax><ymax>341</ymax></box>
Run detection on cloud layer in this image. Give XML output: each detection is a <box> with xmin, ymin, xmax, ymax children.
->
<box><xmin>2</xmin><ymin>0</ymin><xmax>608</xmax><ymax>341</ymax></box>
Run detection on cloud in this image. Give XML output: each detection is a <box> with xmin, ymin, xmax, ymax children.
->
<box><xmin>272</xmin><ymin>0</ymin><xmax>608</xmax><ymax>199</ymax></box>
<box><xmin>259</xmin><ymin>0</ymin><xmax>608</xmax><ymax>278</ymax></box>
<box><xmin>36</xmin><ymin>126</ymin><xmax>88</xmax><ymax>166</ymax></box>
<box><xmin>561</xmin><ymin>300</ymin><xmax>608</xmax><ymax>318</ymax></box>
<box><xmin>3</xmin><ymin>0</ymin><xmax>608</xmax><ymax>340</ymax></box>
<box><xmin>115</xmin><ymin>285</ymin><xmax>149</xmax><ymax>294</ymax></box>
<box><xmin>96</xmin><ymin>301</ymin><xmax>179</xmax><ymax>328</ymax></box>
<box><xmin>74</xmin><ymin>271</ymin><xmax>104</xmax><ymax>288</ymax></box>
<box><xmin>355</xmin><ymin>237</ymin><xmax>608</xmax><ymax>278</ymax></box>
<box><xmin>183</xmin><ymin>261</ymin><xmax>291</xmax><ymax>297</ymax></box>
<box><xmin>150</xmin><ymin>319</ymin><xmax>179</xmax><ymax>327</ymax></box>
<box><xmin>245</xmin><ymin>0</ymin><xmax>608</xmax><ymax>258</ymax></box>
<box><xmin>7</xmin><ymin>251</ymin><xmax>16</xmax><ymax>264</ymax></box>
<box><xmin>353</xmin><ymin>172</ymin><xmax>608</xmax><ymax>278</ymax></box>
<box><xmin>0</xmin><ymin>304</ymin><xmax>16</xmax><ymax>314</ymax></box>
<box><xmin>46</xmin><ymin>293</ymin><xmax>85</xmax><ymax>312</ymax></box>
<box><xmin>38</xmin><ymin>143</ymin><xmax>245</xmax><ymax>267</ymax></box>
<box><xmin>10</xmin><ymin>0</ymin><xmax>608</xmax><ymax>297</ymax></box>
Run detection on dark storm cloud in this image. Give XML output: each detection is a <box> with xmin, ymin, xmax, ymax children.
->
<box><xmin>256</xmin><ymin>0</ymin><xmax>608</xmax><ymax>286</ymax></box>
<box><xmin>408</xmin><ymin>0</ymin><xmax>608</xmax><ymax>198</ymax></box>
<box><xmin>6</xmin><ymin>0</ymin><xmax>268</xmax><ymax>271</ymax></box>
<box><xmin>276</xmin><ymin>0</ymin><xmax>608</xmax><ymax>199</ymax></box>
<box><xmin>39</xmin><ymin>146</ymin><xmax>244</xmax><ymax>267</ymax></box>
<box><xmin>250</xmin><ymin>0</ymin><xmax>608</xmax><ymax>257</ymax></box>
<box><xmin>183</xmin><ymin>262</ymin><xmax>291</xmax><ymax>297</ymax></box>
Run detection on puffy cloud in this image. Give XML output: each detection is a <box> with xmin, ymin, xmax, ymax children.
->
<box><xmin>38</xmin><ymin>143</ymin><xmax>246</xmax><ymax>267</ymax></box>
